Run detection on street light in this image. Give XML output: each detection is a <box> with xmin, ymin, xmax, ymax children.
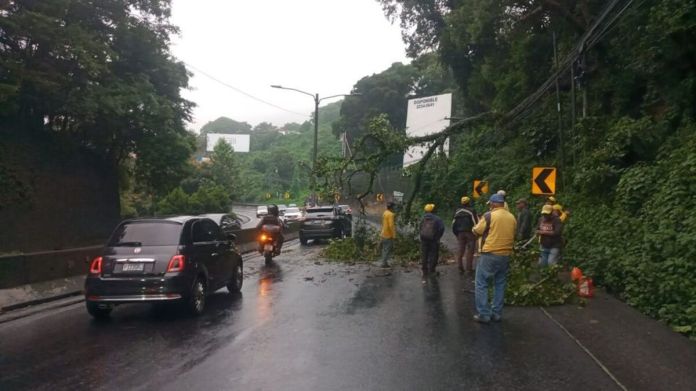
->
<box><xmin>271</xmin><ymin>84</ymin><xmax>360</xmax><ymax>201</ymax></box>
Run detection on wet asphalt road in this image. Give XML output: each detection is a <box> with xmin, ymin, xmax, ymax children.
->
<box><xmin>0</xmin><ymin>240</ymin><xmax>624</xmax><ymax>391</ymax></box>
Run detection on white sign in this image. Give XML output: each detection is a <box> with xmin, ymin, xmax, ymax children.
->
<box><xmin>393</xmin><ymin>191</ymin><xmax>404</xmax><ymax>203</ymax></box>
<box><xmin>206</xmin><ymin>133</ymin><xmax>250</xmax><ymax>153</ymax></box>
<box><xmin>403</xmin><ymin>93</ymin><xmax>452</xmax><ymax>167</ymax></box>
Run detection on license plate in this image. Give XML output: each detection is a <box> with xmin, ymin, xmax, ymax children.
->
<box><xmin>264</xmin><ymin>244</ymin><xmax>273</xmax><ymax>252</ymax></box>
<box><xmin>122</xmin><ymin>263</ymin><xmax>144</xmax><ymax>272</ymax></box>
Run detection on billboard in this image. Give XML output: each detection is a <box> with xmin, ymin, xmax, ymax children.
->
<box><xmin>403</xmin><ymin>93</ymin><xmax>452</xmax><ymax>167</ymax></box>
<box><xmin>206</xmin><ymin>133</ymin><xmax>250</xmax><ymax>153</ymax></box>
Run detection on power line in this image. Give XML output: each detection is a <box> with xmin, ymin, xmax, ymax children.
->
<box><xmin>183</xmin><ymin>62</ymin><xmax>309</xmax><ymax>118</ymax></box>
<box><xmin>586</xmin><ymin>0</ymin><xmax>640</xmax><ymax>50</ymax></box>
<box><xmin>505</xmin><ymin>0</ymin><xmax>630</xmax><ymax>125</ymax></box>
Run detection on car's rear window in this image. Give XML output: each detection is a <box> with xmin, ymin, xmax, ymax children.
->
<box><xmin>306</xmin><ymin>208</ymin><xmax>334</xmax><ymax>216</ymax></box>
<box><xmin>108</xmin><ymin>222</ymin><xmax>182</xmax><ymax>246</ymax></box>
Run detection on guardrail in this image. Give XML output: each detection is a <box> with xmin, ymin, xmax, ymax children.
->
<box><xmin>0</xmin><ymin>223</ymin><xmax>300</xmax><ymax>291</ymax></box>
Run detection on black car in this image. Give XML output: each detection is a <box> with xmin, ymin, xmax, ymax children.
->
<box><xmin>299</xmin><ymin>206</ymin><xmax>352</xmax><ymax>245</ymax></box>
<box><xmin>199</xmin><ymin>213</ymin><xmax>243</xmax><ymax>235</ymax></box>
<box><xmin>84</xmin><ymin>216</ymin><xmax>243</xmax><ymax>318</ymax></box>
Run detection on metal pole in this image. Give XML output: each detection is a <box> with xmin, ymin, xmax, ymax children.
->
<box><xmin>313</xmin><ymin>94</ymin><xmax>319</xmax><ymax>168</ymax></box>
<box><xmin>581</xmin><ymin>54</ymin><xmax>587</xmax><ymax>118</ymax></box>
<box><xmin>571</xmin><ymin>61</ymin><xmax>576</xmax><ymax>128</ymax></box>
<box><xmin>553</xmin><ymin>32</ymin><xmax>565</xmax><ymax>190</ymax></box>
<box><xmin>570</xmin><ymin>60</ymin><xmax>577</xmax><ymax>166</ymax></box>
<box><xmin>312</xmin><ymin>94</ymin><xmax>319</xmax><ymax>202</ymax></box>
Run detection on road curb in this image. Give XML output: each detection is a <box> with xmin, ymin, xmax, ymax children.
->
<box><xmin>0</xmin><ymin>294</ymin><xmax>84</xmax><ymax>325</ymax></box>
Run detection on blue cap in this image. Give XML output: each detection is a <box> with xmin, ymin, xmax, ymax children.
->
<box><xmin>489</xmin><ymin>193</ymin><xmax>505</xmax><ymax>203</ymax></box>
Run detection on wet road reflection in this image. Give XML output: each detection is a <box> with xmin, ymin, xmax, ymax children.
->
<box><xmin>256</xmin><ymin>261</ymin><xmax>282</xmax><ymax>324</ymax></box>
<box><xmin>1</xmin><ymin>243</ymin><xmax>623</xmax><ymax>391</ymax></box>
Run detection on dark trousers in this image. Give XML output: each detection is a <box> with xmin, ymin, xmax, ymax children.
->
<box><xmin>421</xmin><ymin>240</ymin><xmax>440</xmax><ymax>274</ymax></box>
<box><xmin>456</xmin><ymin>232</ymin><xmax>477</xmax><ymax>272</ymax></box>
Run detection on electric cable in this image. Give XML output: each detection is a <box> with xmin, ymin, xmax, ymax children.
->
<box><xmin>505</xmin><ymin>0</ymin><xmax>628</xmax><ymax>125</ymax></box>
<box><xmin>183</xmin><ymin>62</ymin><xmax>309</xmax><ymax>118</ymax></box>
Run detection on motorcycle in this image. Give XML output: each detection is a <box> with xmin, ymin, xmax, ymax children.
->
<box><xmin>258</xmin><ymin>224</ymin><xmax>282</xmax><ymax>266</ymax></box>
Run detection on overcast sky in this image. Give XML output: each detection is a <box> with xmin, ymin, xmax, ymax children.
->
<box><xmin>169</xmin><ymin>0</ymin><xmax>409</xmax><ymax>132</ymax></box>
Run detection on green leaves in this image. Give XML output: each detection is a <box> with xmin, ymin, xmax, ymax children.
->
<box><xmin>156</xmin><ymin>182</ymin><xmax>229</xmax><ymax>216</ymax></box>
<box><xmin>505</xmin><ymin>250</ymin><xmax>577</xmax><ymax>307</ymax></box>
<box><xmin>1</xmin><ymin>0</ymin><xmax>192</xmax><ymax>195</ymax></box>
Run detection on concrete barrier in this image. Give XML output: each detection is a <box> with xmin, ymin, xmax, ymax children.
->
<box><xmin>0</xmin><ymin>246</ymin><xmax>101</xmax><ymax>290</ymax></box>
<box><xmin>0</xmin><ymin>223</ymin><xmax>300</xmax><ymax>311</ymax></box>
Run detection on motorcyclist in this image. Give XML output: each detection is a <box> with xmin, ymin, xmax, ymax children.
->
<box><xmin>256</xmin><ymin>204</ymin><xmax>285</xmax><ymax>254</ymax></box>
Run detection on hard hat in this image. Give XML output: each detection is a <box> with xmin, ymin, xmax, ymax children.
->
<box><xmin>497</xmin><ymin>190</ymin><xmax>506</xmax><ymax>196</ymax></box>
<box><xmin>424</xmin><ymin>204</ymin><xmax>435</xmax><ymax>212</ymax></box>
<box><xmin>460</xmin><ymin>196</ymin><xmax>470</xmax><ymax>205</ymax></box>
<box><xmin>548</xmin><ymin>196</ymin><xmax>557</xmax><ymax>203</ymax></box>
<box><xmin>541</xmin><ymin>205</ymin><xmax>553</xmax><ymax>215</ymax></box>
<box><xmin>552</xmin><ymin>204</ymin><xmax>563</xmax><ymax>211</ymax></box>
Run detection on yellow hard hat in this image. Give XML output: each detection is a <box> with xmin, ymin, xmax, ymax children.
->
<box><xmin>552</xmin><ymin>204</ymin><xmax>563</xmax><ymax>211</ymax></box>
<box><xmin>548</xmin><ymin>196</ymin><xmax>557</xmax><ymax>203</ymax></box>
<box><xmin>424</xmin><ymin>203</ymin><xmax>435</xmax><ymax>212</ymax></box>
<box><xmin>541</xmin><ymin>205</ymin><xmax>553</xmax><ymax>215</ymax></box>
<box><xmin>460</xmin><ymin>196</ymin><xmax>470</xmax><ymax>204</ymax></box>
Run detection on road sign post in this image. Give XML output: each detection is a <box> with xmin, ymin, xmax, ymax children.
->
<box><xmin>532</xmin><ymin>167</ymin><xmax>557</xmax><ymax>195</ymax></box>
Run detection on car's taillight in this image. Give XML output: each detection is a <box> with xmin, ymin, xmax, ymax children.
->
<box><xmin>167</xmin><ymin>255</ymin><xmax>185</xmax><ymax>272</ymax></box>
<box><xmin>89</xmin><ymin>256</ymin><xmax>103</xmax><ymax>275</ymax></box>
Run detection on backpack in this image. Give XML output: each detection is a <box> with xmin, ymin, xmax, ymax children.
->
<box><xmin>420</xmin><ymin>216</ymin><xmax>437</xmax><ymax>240</ymax></box>
<box><xmin>452</xmin><ymin>208</ymin><xmax>476</xmax><ymax>233</ymax></box>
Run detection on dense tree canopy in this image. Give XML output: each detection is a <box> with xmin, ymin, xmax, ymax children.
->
<box><xmin>0</xmin><ymin>0</ymin><xmax>193</xmax><ymax>195</ymax></box>
<box><xmin>199</xmin><ymin>117</ymin><xmax>253</xmax><ymax>135</ymax></box>
<box><xmin>320</xmin><ymin>0</ymin><xmax>696</xmax><ymax>336</ymax></box>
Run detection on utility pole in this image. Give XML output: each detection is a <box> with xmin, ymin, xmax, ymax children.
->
<box><xmin>313</xmin><ymin>93</ymin><xmax>319</xmax><ymax>188</ymax></box>
<box><xmin>553</xmin><ymin>32</ymin><xmax>566</xmax><ymax>190</ymax></box>
<box><xmin>271</xmin><ymin>85</ymin><xmax>360</xmax><ymax>203</ymax></box>
<box><xmin>570</xmin><ymin>60</ymin><xmax>577</xmax><ymax>167</ymax></box>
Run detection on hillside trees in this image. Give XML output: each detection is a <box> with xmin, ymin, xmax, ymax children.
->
<box><xmin>0</xmin><ymin>0</ymin><xmax>194</xmax><ymax>197</ymax></box>
<box><xmin>362</xmin><ymin>0</ymin><xmax>696</xmax><ymax>336</ymax></box>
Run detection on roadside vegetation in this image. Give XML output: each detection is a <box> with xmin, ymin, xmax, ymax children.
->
<box><xmin>314</xmin><ymin>1</ymin><xmax>696</xmax><ymax>336</ymax></box>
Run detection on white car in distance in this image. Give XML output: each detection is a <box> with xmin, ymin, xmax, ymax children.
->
<box><xmin>282</xmin><ymin>207</ymin><xmax>303</xmax><ymax>222</ymax></box>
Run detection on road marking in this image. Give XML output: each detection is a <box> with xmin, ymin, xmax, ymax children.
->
<box><xmin>540</xmin><ymin>307</ymin><xmax>628</xmax><ymax>391</ymax></box>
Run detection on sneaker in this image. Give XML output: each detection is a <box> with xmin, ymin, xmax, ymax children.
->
<box><xmin>473</xmin><ymin>314</ymin><xmax>490</xmax><ymax>323</ymax></box>
<box><xmin>491</xmin><ymin>314</ymin><xmax>502</xmax><ymax>322</ymax></box>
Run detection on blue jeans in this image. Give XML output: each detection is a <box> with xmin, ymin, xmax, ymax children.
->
<box><xmin>539</xmin><ymin>246</ymin><xmax>561</xmax><ymax>267</ymax></box>
<box><xmin>475</xmin><ymin>253</ymin><xmax>510</xmax><ymax>318</ymax></box>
